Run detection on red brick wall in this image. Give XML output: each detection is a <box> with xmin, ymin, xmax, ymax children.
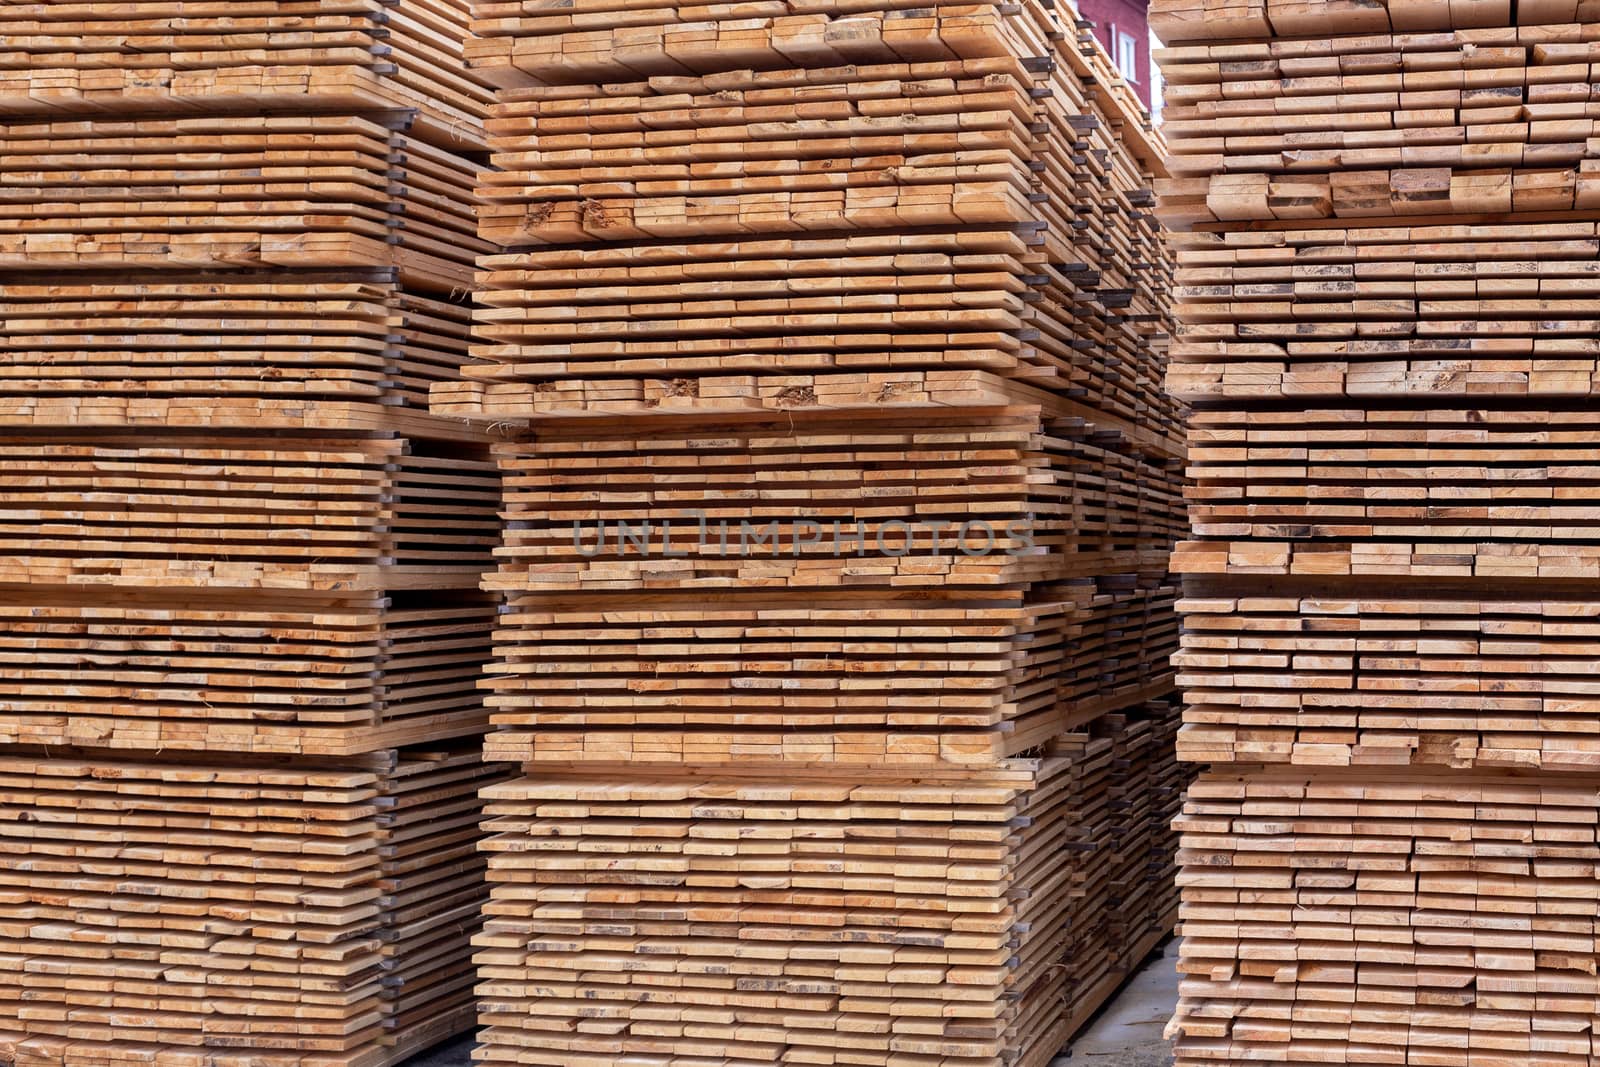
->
<box><xmin>1075</xmin><ymin>0</ymin><xmax>1152</xmax><ymax>107</ymax></box>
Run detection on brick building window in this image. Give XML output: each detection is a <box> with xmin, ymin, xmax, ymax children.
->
<box><xmin>1116</xmin><ymin>29</ymin><xmax>1140</xmax><ymax>82</ymax></box>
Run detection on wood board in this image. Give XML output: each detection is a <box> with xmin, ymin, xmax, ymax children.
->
<box><xmin>1151</xmin><ymin>0</ymin><xmax>1593</xmax><ymax>43</ymax></box>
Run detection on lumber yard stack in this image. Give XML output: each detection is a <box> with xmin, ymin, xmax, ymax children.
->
<box><xmin>440</xmin><ymin>1</ymin><xmax>1194</xmax><ymax>1064</ymax></box>
<box><xmin>1152</xmin><ymin>1</ymin><xmax>1600</xmax><ymax>1064</ymax></box>
<box><xmin>0</xmin><ymin>6</ymin><xmax>510</xmax><ymax>1066</ymax></box>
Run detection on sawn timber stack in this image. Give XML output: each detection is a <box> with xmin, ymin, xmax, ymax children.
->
<box><xmin>474</xmin><ymin>706</ymin><xmax>1185</xmax><ymax>1067</ymax></box>
<box><xmin>0</xmin><ymin>6</ymin><xmax>508</xmax><ymax>1065</ymax></box>
<box><xmin>1152</xmin><ymin>1</ymin><xmax>1600</xmax><ymax>1064</ymax></box>
<box><xmin>440</xmin><ymin>1</ymin><xmax>1191</xmax><ymax>1065</ymax></box>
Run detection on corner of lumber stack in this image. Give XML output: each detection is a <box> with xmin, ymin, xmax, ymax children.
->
<box><xmin>0</xmin><ymin>5</ymin><xmax>513</xmax><ymax>1064</ymax></box>
<box><xmin>1154</xmin><ymin>1</ymin><xmax>1600</xmax><ymax>1064</ymax></box>
<box><xmin>432</xmin><ymin>0</ymin><xmax>1195</xmax><ymax>1063</ymax></box>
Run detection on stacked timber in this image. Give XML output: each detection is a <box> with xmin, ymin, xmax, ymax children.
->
<box><xmin>1173</xmin><ymin>771</ymin><xmax>1600</xmax><ymax>1065</ymax></box>
<box><xmin>1152</xmin><ymin>2</ymin><xmax>1600</xmax><ymax>1064</ymax></box>
<box><xmin>0</xmin><ymin>746</ymin><xmax>511</xmax><ymax>1067</ymax></box>
<box><xmin>474</xmin><ymin>703</ymin><xmax>1184</xmax><ymax>1067</ymax></box>
<box><xmin>0</xmin><ymin>1</ymin><xmax>490</xmax><ymax>147</ymax></box>
<box><xmin>0</xmin><ymin>8</ymin><xmax>505</xmax><ymax>1066</ymax></box>
<box><xmin>445</xmin><ymin>2</ymin><xmax>1190</xmax><ymax>1064</ymax></box>
<box><xmin>0</xmin><ymin>111</ymin><xmax>488</xmax><ymax>426</ymax></box>
<box><xmin>436</xmin><ymin>57</ymin><xmax>1176</xmax><ymax>437</ymax></box>
<box><xmin>377</xmin><ymin>747</ymin><xmax>514</xmax><ymax>1052</ymax></box>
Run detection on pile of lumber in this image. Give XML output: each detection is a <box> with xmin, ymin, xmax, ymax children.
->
<box><xmin>0</xmin><ymin>745</ymin><xmax>509</xmax><ymax>1067</ymax></box>
<box><xmin>0</xmin><ymin>593</ymin><xmax>497</xmax><ymax>755</ymax></box>
<box><xmin>485</xmin><ymin>577</ymin><xmax>1178</xmax><ymax>767</ymax></box>
<box><xmin>434</xmin><ymin>55</ymin><xmax>1176</xmax><ymax>439</ymax></box>
<box><xmin>0</xmin><ymin>111</ymin><xmax>487</xmax><ymax>426</ymax></box>
<box><xmin>488</xmin><ymin>414</ymin><xmax>1181</xmax><ymax>591</ymax></box>
<box><xmin>0</xmin><ymin>1</ymin><xmax>489</xmax><ymax>147</ymax></box>
<box><xmin>2</xmin><ymin>277</ymin><xmax>475</xmax><ymax>420</ymax></box>
<box><xmin>475</xmin><ymin>702</ymin><xmax>1184</xmax><ymax>1067</ymax></box>
<box><xmin>1153</xmin><ymin>2</ymin><xmax>1600</xmax><ymax>1063</ymax></box>
<box><xmin>377</xmin><ymin>747</ymin><xmax>514</xmax><ymax>1051</ymax></box>
<box><xmin>445</xmin><ymin>0</ymin><xmax>1191</xmax><ymax>1063</ymax></box>
<box><xmin>0</xmin><ymin>114</ymin><xmax>483</xmax><ymax>276</ymax></box>
<box><xmin>0</xmin><ymin>7</ymin><xmax>506</xmax><ymax>1065</ymax></box>
<box><xmin>0</xmin><ymin>434</ymin><xmax>497</xmax><ymax>592</ymax></box>
<box><xmin>1173</xmin><ymin>771</ymin><xmax>1600</xmax><ymax>1064</ymax></box>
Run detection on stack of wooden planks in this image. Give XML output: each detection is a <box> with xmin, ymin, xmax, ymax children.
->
<box><xmin>444</xmin><ymin>1</ymin><xmax>1192</xmax><ymax>1063</ymax></box>
<box><xmin>0</xmin><ymin>7</ymin><xmax>507</xmax><ymax>1065</ymax></box>
<box><xmin>0</xmin><ymin>2</ymin><xmax>490</xmax><ymax>147</ymax></box>
<box><xmin>377</xmin><ymin>746</ymin><xmax>514</xmax><ymax>1053</ymax></box>
<box><xmin>0</xmin><ymin>745</ymin><xmax>510</xmax><ymax>1067</ymax></box>
<box><xmin>0</xmin><ymin>110</ymin><xmax>488</xmax><ymax>428</ymax></box>
<box><xmin>474</xmin><ymin>702</ymin><xmax>1185</xmax><ymax>1067</ymax></box>
<box><xmin>0</xmin><ymin>592</ymin><xmax>499</xmax><ymax>755</ymax></box>
<box><xmin>1152</xmin><ymin>1</ymin><xmax>1600</xmax><ymax>1063</ymax></box>
<box><xmin>1172</xmin><ymin>771</ymin><xmax>1600</xmax><ymax>1065</ymax></box>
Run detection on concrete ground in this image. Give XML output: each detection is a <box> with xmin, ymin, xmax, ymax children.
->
<box><xmin>1053</xmin><ymin>938</ymin><xmax>1180</xmax><ymax>1067</ymax></box>
<box><xmin>400</xmin><ymin>1033</ymin><xmax>475</xmax><ymax>1067</ymax></box>
<box><xmin>399</xmin><ymin>941</ymin><xmax>1179</xmax><ymax>1067</ymax></box>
